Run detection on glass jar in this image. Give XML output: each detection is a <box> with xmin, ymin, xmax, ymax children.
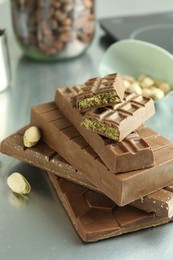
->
<box><xmin>10</xmin><ymin>0</ymin><xmax>95</xmax><ymax>61</ymax></box>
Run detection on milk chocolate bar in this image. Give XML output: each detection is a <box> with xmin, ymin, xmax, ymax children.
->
<box><xmin>48</xmin><ymin>173</ymin><xmax>173</xmax><ymax>242</ymax></box>
<box><xmin>57</xmin><ymin>87</ymin><xmax>155</xmax><ymax>141</ymax></box>
<box><xmin>1</xmin><ymin>127</ymin><xmax>173</xmax><ymax>218</ymax></box>
<box><xmin>56</xmin><ymin>89</ymin><xmax>154</xmax><ymax>172</ymax></box>
<box><xmin>0</xmin><ymin>126</ymin><xmax>97</xmax><ymax>190</ymax></box>
<box><xmin>81</xmin><ymin>93</ymin><xmax>154</xmax><ymax>140</ymax></box>
<box><xmin>30</xmin><ymin>102</ymin><xmax>173</xmax><ymax>206</ymax></box>
<box><xmin>76</xmin><ymin>73</ymin><xmax>125</xmax><ymax>112</ymax></box>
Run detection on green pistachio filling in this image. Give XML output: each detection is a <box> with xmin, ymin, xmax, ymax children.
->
<box><xmin>78</xmin><ymin>92</ymin><xmax>120</xmax><ymax>110</ymax></box>
<box><xmin>82</xmin><ymin>118</ymin><xmax>120</xmax><ymax>140</ymax></box>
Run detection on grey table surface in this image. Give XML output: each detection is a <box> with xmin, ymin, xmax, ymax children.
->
<box><xmin>1</xmin><ymin>1</ymin><xmax>173</xmax><ymax>259</ymax></box>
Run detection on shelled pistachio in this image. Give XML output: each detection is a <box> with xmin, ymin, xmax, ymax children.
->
<box><xmin>23</xmin><ymin>126</ymin><xmax>41</xmax><ymax>148</ymax></box>
<box><xmin>123</xmin><ymin>74</ymin><xmax>171</xmax><ymax>100</ymax></box>
<box><xmin>7</xmin><ymin>172</ymin><xmax>31</xmax><ymax>195</ymax></box>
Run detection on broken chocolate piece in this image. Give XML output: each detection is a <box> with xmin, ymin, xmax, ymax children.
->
<box><xmin>131</xmin><ymin>188</ymin><xmax>173</xmax><ymax>218</ymax></box>
<box><xmin>30</xmin><ymin>102</ymin><xmax>173</xmax><ymax>206</ymax></box>
<box><xmin>48</xmin><ymin>173</ymin><xmax>173</xmax><ymax>242</ymax></box>
<box><xmin>0</xmin><ymin>126</ymin><xmax>97</xmax><ymax>190</ymax></box>
<box><xmin>56</xmin><ymin>89</ymin><xmax>154</xmax><ymax>172</ymax></box>
<box><xmin>81</xmin><ymin>91</ymin><xmax>155</xmax><ymax>141</ymax></box>
<box><xmin>76</xmin><ymin>73</ymin><xmax>125</xmax><ymax>112</ymax></box>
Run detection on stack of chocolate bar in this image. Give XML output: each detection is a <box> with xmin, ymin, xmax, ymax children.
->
<box><xmin>1</xmin><ymin>73</ymin><xmax>173</xmax><ymax>242</ymax></box>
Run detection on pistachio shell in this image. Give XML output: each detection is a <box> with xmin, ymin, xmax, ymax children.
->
<box><xmin>140</xmin><ymin>77</ymin><xmax>154</xmax><ymax>88</ymax></box>
<box><xmin>129</xmin><ymin>82</ymin><xmax>142</xmax><ymax>95</ymax></box>
<box><xmin>7</xmin><ymin>172</ymin><xmax>31</xmax><ymax>195</ymax></box>
<box><xmin>150</xmin><ymin>87</ymin><xmax>165</xmax><ymax>100</ymax></box>
<box><xmin>123</xmin><ymin>79</ymin><xmax>131</xmax><ymax>89</ymax></box>
<box><xmin>157</xmin><ymin>82</ymin><xmax>170</xmax><ymax>94</ymax></box>
<box><xmin>23</xmin><ymin>126</ymin><xmax>41</xmax><ymax>147</ymax></box>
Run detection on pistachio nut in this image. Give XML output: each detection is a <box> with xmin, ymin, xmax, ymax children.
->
<box><xmin>7</xmin><ymin>172</ymin><xmax>31</xmax><ymax>195</ymax></box>
<box><xmin>23</xmin><ymin>126</ymin><xmax>41</xmax><ymax>147</ymax></box>
<box><xmin>123</xmin><ymin>74</ymin><xmax>171</xmax><ymax>101</ymax></box>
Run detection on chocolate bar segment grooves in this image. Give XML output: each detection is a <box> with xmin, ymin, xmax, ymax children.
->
<box><xmin>30</xmin><ymin>102</ymin><xmax>173</xmax><ymax>206</ymax></box>
<box><xmin>0</xmin><ymin>126</ymin><xmax>97</xmax><ymax>190</ymax></box>
<box><xmin>2</xmin><ymin>128</ymin><xmax>173</xmax><ymax>218</ymax></box>
<box><xmin>76</xmin><ymin>73</ymin><xmax>125</xmax><ymax>112</ymax></box>
<box><xmin>81</xmin><ymin>93</ymin><xmax>155</xmax><ymax>141</ymax></box>
<box><xmin>48</xmin><ymin>173</ymin><xmax>172</xmax><ymax>242</ymax></box>
<box><xmin>56</xmin><ymin>88</ymin><xmax>154</xmax><ymax>172</ymax></box>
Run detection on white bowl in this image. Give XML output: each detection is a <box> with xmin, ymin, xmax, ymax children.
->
<box><xmin>99</xmin><ymin>39</ymin><xmax>173</xmax><ymax>88</ymax></box>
